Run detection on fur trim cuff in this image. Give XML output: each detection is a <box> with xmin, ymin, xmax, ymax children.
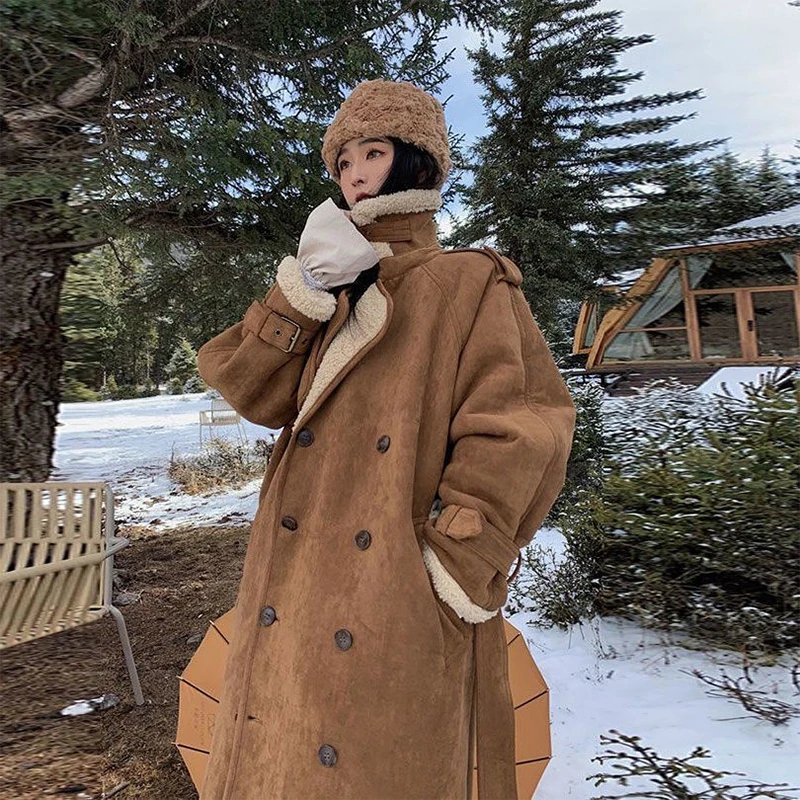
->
<box><xmin>371</xmin><ymin>241</ymin><xmax>394</xmax><ymax>259</ymax></box>
<box><xmin>276</xmin><ymin>255</ymin><xmax>336</xmax><ymax>322</ymax></box>
<box><xmin>349</xmin><ymin>189</ymin><xmax>442</xmax><ymax>226</ymax></box>
<box><xmin>421</xmin><ymin>541</ymin><xmax>499</xmax><ymax>624</ymax></box>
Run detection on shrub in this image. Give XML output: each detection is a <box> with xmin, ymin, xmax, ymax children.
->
<box><xmin>168</xmin><ymin>438</ymin><xmax>273</xmax><ymax>494</ymax></box>
<box><xmin>183</xmin><ymin>374</ymin><xmax>207</xmax><ymax>394</ymax></box>
<box><xmin>507</xmin><ymin>539</ymin><xmax>598</xmax><ymax>627</ymax></box>
<box><xmin>99</xmin><ymin>374</ymin><xmax>119</xmax><ymax>400</ymax></box>
<box><xmin>589</xmin><ymin>729</ymin><xmax>798</xmax><ymax>799</ymax></box>
<box><xmin>61</xmin><ymin>377</ymin><xmax>100</xmax><ymax>402</ymax></box>
<box><xmin>558</xmin><ymin>374</ymin><xmax>799</xmax><ymax>654</ymax></box>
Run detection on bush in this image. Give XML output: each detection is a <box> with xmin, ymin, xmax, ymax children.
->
<box><xmin>507</xmin><ymin>539</ymin><xmax>598</xmax><ymax>627</ymax></box>
<box><xmin>558</xmin><ymin>374</ymin><xmax>799</xmax><ymax>654</ymax></box>
<box><xmin>139</xmin><ymin>380</ymin><xmax>160</xmax><ymax>397</ymax></box>
<box><xmin>167</xmin><ymin>377</ymin><xmax>184</xmax><ymax>395</ymax></box>
<box><xmin>113</xmin><ymin>383</ymin><xmax>140</xmax><ymax>399</ymax></box>
<box><xmin>183</xmin><ymin>374</ymin><xmax>207</xmax><ymax>393</ymax></box>
<box><xmin>97</xmin><ymin>375</ymin><xmax>161</xmax><ymax>400</ymax></box>
<box><xmin>99</xmin><ymin>374</ymin><xmax>119</xmax><ymax>400</ymax></box>
<box><xmin>61</xmin><ymin>377</ymin><xmax>100</xmax><ymax>402</ymax></box>
<box><xmin>590</xmin><ymin>729</ymin><xmax>798</xmax><ymax>799</ymax></box>
<box><xmin>550</xmin><ymin>378</ymin><xmax>605</xmax><ymax>517</ymax></box>
<box><xmin>168</xmin><ymin>438</ymin><xmax>273</xmax><ymax>494</ymax></box>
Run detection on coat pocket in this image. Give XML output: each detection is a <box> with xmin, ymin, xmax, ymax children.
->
<box><xmin>413</xmin><ymin>520</ymin><xmax>474</xmax><ymax>647</ymax></box>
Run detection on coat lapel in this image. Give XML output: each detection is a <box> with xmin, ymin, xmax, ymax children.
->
<box><xmin>292</xmin><ymin>279</ymin><xmax>393</xmax><ymax>434</ymax></box>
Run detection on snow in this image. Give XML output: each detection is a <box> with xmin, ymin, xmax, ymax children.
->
<box><xmin>53</xmin><ymin>392</ymin><xmax>277</xmax><ymax>530</ymax></box>
<box><xmin>594</xmin><ymin>267</ymin><xmax>645</xmax><ymax>288</ymax></box>
<box><xmin>661</xmin><ymin>202</ymin><xmax>800</xmax><ymax>250</ymax></box>
<box><xmin>59</xmin><ymin>694</ymin><xmax>119</xmax><ymax>716</ymax></box>
<box><xmin>696</xmin><ymin>365</ymin><xmax>796</xmax><ymax>400</ymax></box>
<box><xmin>51</xmin><ymin>392</ymin><xmax>800</xmax><ymax>797</ymax></box>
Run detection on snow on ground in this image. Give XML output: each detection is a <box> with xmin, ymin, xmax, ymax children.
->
<box><xmin>53</xmin><ymin>392</ymin><xmax>276</xmax><ymax>530</ymax></box>
<box><xmin>696</xmin><ymin>365</ymin><xmax>795</xmax><ymax>399</ymax></box>
<box><xmin>52</xmin><ymin>389</ymin><xmax>800</xmax><ymax>797</ymax></box>
<box><xmin>518</xmin><ymin>530</ymin><xmax>799</xmax><ymax>798</ymax></box>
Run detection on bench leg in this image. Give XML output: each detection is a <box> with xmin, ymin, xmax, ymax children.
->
<box><xmin>107</xmin><ymin>605</ymin><xmax>145</xmax><ymax>705</ymax></box>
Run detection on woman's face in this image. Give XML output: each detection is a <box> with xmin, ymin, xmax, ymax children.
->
<box><xmin>336</xmin><ymin>137</ymin><xmax>395</xmax><ymax>208</ymax></box>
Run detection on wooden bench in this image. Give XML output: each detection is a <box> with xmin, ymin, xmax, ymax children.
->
<box><xmin>0</xmin><ymin>481</ymin><xmax>144</xmax><ymax>705</ymax></box>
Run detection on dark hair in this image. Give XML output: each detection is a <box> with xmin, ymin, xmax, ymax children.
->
<box><xmin>331</xmin><ymin>138</ymin><xmax>440</xmax><ymax>314</ymax></box>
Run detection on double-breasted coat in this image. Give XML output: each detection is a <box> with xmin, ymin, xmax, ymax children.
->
<box><xmin>195</xmin><ymin>188</ymin><xmax>576</xmax><ymax>799</ymax></box>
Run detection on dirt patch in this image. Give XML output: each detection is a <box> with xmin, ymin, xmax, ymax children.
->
<box><xmin>0</xmin><ymin>524</ymin><xmax>249</xmax><ymax>799</ymax></box>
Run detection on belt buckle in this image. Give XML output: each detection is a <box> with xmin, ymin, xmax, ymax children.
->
<box><xmin>274</xmin><ymin>314</ymin><xmax>301</xmax><ymax>353</ymax></box>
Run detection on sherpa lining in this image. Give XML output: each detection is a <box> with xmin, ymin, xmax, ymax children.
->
<box><xmin>349</xmin><ymin>189</ymin><xmax>442</xmax><ymax>227</ymax></box>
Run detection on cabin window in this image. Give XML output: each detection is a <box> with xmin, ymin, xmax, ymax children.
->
<box><xmin>581</xmin><ymin>291</ymin><xmax>620</xmax><ymax>349</ymax></box>
<box><xmin>603</xmin><ymin>264</ymin><xmax>690</xmax><ymax>361</ymax></box>
<box><xmin>690</xmin><ymin>247</ymin><xmax>797</xmax><ymax>290</ymax></box>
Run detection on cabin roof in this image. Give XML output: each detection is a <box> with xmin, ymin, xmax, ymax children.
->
<box><xmin>658</xmin><ymin>202</ymin><xmax>800</xmax><ymax>252</ymax></box>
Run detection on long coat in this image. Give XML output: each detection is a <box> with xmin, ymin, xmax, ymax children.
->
<box><xmin>195</xmin><ymin>193</ymin><xmax>576</xmax><ymax>800</ymax></box>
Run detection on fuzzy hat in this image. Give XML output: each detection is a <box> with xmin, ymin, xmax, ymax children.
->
<box><xmin>321</xmin><ymin>80</ymin><xmax>451</xmax><ymax>189</ymax></box>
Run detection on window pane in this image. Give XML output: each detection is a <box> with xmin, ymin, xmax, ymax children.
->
<box><xmin>692</xmin><ymin>248</ymin><xmax>797</xmax><ymax>290</ymax></box>
<box><xmin>624</xmin><ymin>265</ymin><xmax>684</xmax><ymax>329</ymax></box>
<box><xmin>696</xmin><ymin>293</ymin><xmax>741</xmax><ymax>359</ymax></box>
<box><xmin>603</xmin><ymin>329</ymin><xmax>690</xmax><ymax>362</ymax></box>
<box><xmin>753</xmin><ymin>291</ymin><xmax>800</xmax><ymax>357</ymax></box>
<box><xmin>584</xmin><ymin>305</ymin><xmax>597</xmax><ymax>347</ymax></box>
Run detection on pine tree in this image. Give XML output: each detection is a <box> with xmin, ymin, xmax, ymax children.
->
<box><xmin>448</xmin><ymin>0</ymin><xmax>723</xmax><ymax>337</ymax></box>
<box><xmin>1</xmin><ymin>0</ymin><xmax>501</xmax><ymax>480</ymax></box>
<box><xmin>625</xmin><ymin>148</ymin><xmax>800</xmax><ymax>249</ymax></box>
<box><xmin>165</xmin><ymin>338</ymin><xmax>199</xmax><ymax>388</ymax></box>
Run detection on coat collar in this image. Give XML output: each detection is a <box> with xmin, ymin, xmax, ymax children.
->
<box><xmin>350</xmin><ymin>188</ymin><xmax>443</xmax><ymax>280</ymax></box>
<box><xmin>291</xmin><ymin>189</ymin><xmax>443</xmax><ymax>431</ymax></box>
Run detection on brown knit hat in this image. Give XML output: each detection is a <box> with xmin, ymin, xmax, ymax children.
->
<box><xmin>322</xmin><ymin>80</ymin><xmax>451</xmax><ymax>189</ymax></box>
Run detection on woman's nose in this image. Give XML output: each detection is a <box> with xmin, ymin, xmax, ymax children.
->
<box><xmin>349</xmin><ymin>162</ymin><xmax>365</xmax><ymax>185</ymax></box>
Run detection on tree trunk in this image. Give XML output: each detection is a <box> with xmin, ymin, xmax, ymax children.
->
<box><xmin>0</xmin><ymin>200</ymin><xmax>72</xmax><ymax>482</ymax></box>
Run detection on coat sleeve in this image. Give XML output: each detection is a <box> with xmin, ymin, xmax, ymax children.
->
<box><xmin>420</xmin><ymin>261</ymin><xmax>576</xmax><ymax>623</ymax></box>
<box><xmin>196</xmin><ymin>255</ymin><xmax>336</xmax><ymax>429</ymax></box>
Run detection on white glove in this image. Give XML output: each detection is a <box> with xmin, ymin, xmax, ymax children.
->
<box><xmin>297</xmin><ymin>198</ymin><xmax>380</xmax><ymax>289</ymax></box>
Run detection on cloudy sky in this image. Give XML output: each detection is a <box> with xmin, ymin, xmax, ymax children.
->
<box><xmin>436</xmin><ymin>0</ymin><xmax>798</xmax><ymax>165</ymax></box>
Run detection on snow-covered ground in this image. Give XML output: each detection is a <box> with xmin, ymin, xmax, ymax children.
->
<box><xmin>51</xmin><ymin>368</ymin><xmax>800</xmax><ymax>798</ymax></box>
<box><xmin>53</xmin><ymin>392</ymin><xmax>275</xmax><ymax>530</ymax></box>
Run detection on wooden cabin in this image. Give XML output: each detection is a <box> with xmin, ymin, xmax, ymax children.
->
<box><xmin>573</xmin><ymin>203</ymin><xmax>800</xmax><ymax>386</ymax></box>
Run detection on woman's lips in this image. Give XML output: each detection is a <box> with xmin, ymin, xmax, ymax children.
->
<box><xmin>354</xmin><ymin>192</ymin><xmax>373</xmax><ymax>203</ymax></box>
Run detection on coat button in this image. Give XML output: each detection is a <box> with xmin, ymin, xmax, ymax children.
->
<box><xmin>318</xmin><ymin>744</ymin><xmax>337</xmax><ymax>767</ymax></box>
<box><xmin>354</xmin><ymin>530</ymin><xmax>371</xmax><ymax>550</ymax></box>
<box><xmin>297</xmin><ymin>428</ymin><xmax>315</xmax><ymax>447</ymax></box>
<box><xmin>334</xmin><ymin>629</ymin><xmax>353</xmax><ymax>650</ymax></box>
<box><xmin>259</xmin><ymin>606</ymin><xmax>276</xmax><ymax>626</ymax></box>
<box><xmin>281</xmin><ymin>515</ymin><xmax>298</xmax><ymax>531</ymax></box>
<box><xmin>376</xmin><ymin>435</ymin><xmax>390</xmax><ymax>452</ymax></box>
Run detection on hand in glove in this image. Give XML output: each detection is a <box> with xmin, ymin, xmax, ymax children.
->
<box><xmin>297</xmin><ymin>198</ymin><xmax>380</xmax><ymax>290</ymax></box>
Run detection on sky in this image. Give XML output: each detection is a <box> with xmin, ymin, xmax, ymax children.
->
<box><xmin>435</xmin><ymin>0</ymin><xmax>799</xmax><ymax>165</ymax></box>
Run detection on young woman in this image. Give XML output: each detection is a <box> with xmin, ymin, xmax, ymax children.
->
<box><xmin>195</xmin><ymin>80</ymin><xmax>575</xmax><ymax>800</ymax></box>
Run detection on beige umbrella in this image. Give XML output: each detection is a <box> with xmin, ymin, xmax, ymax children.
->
<box><xmin>175</xmin><ymin>609</ymin><xmax>551</xmax><ymax>799</ymax></box>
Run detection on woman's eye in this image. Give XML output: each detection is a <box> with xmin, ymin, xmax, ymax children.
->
<box><xmin>338</xmin><ymin>160</ymin><xmax>350</xmax><ymax>171</ymax></box>
<box><xmin>366</xmin><ymin>149</ymin><xmax>384</xmax><ymax>159</ymax></box>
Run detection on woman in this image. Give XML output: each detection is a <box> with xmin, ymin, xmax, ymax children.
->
<box><xmin>195</xmin><ymin>79</ymin><xmax>575</xmax><ymax>800</ymax></box>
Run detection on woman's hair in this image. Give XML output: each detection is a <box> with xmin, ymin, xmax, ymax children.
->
<box><xmin>331</xmin><ymin>138</ymin><xmax>440</xmax><ymax>314</ymax></box>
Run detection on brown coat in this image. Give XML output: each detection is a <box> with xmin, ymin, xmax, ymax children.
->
<box><xmin>195</xmin><ymin>191</ymin><xmax>576</xmax><ymax>800</ymax></box>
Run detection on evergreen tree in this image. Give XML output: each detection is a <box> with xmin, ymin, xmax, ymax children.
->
<box><xmin>166</xmin><ymin>337</ymin><xmax>198</xmax><ymax>394</ymax></box>
<box><xmin>448</xmin><ymin>0</ymin><xmax>723</xmax><ymax>337</ymax></box>
<box><xmin>1</xmin><ymin>0</ymin><xmax>501</xmax><ymax>480</ymax></box>
<box><xmin>625</xmin><ymin>148</ymin><xmax>800</xmax><ymax>250</ymax></box>
<box><xmin>752</xmin><ymin>146</ymin><xmax>798</xmax><ymax>212</ymax></box>
<box><xmin>165</xmin><ymin>337</ymin><xmax>199</xmax><ymax>390</ymax></box>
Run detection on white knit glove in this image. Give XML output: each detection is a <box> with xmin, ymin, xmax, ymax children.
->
<box><xmin>297</xmin><ymin>198</ymin><xmax>380</xmax><ymax>289</ymax></box>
